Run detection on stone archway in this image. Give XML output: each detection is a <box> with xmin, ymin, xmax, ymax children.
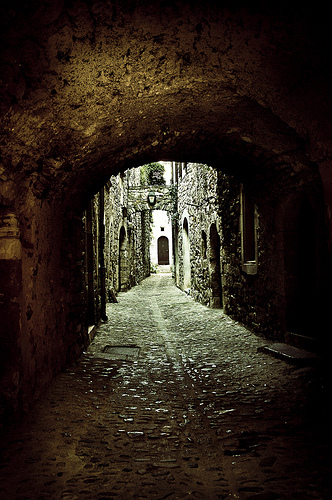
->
<box><xmin>0</xmin><ymin>1</ymin><xmax>330</xmax><ymax>212</ymax></box>
<box><xmin>1</xmin><ymin>0</ymin><xmax>332</xmax><ymax>424</ymax></box>
<box><xmin>118</xmin><ymin>226</ymin><xmax>128</xmax><ymax>292</ymax></box>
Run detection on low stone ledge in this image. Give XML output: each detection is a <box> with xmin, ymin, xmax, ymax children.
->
<box><xmin>257</xmin><ymin>343</ymin><xmax>323</xmax><ymax>366</ymax></box>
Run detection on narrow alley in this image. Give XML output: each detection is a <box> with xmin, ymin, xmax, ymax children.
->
<box><xmin>0</xmin><ymin>273</ymin><xmax>331</xmax><ymax>500</ymax></box>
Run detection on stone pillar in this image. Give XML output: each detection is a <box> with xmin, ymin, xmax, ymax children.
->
<box><xmin>0</xmin><ymin>207</ymin><xmax>22</xmax><ymax>423</ymax></box>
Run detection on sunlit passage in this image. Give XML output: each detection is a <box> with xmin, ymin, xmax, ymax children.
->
<box><xmin>0</xmin><ymin>271</ymin><xmax>330</xmax><ymax>499</ymax></box>
<box><xmin>83</xmin><ymin>159</ymin><xmax>328</xmax><ymax>345</ymax></box>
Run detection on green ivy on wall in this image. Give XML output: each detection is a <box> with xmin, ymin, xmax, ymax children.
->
<box><xmin>140</xmin><ymin>163</ymin><xmax>166</xmax><ymax>186</ymax></box>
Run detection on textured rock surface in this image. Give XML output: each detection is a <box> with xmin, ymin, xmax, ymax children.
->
<box><xmin>1</xmin><ymin>1</ymin><xmax>331</xmax><ymax>207</ymax></box>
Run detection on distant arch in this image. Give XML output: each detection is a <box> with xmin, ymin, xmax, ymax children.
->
<box><xmin>118</xmin><ymin>226</ymin><xmax>128</xmax><ymax>292</ymax></box>
<box><xmin>182</xmin><ymin>216</ymin><xmax>191</xmax><ymax>290</ymax></box>
<box><xmin>209</xmin><ymin>223</ymin><xmax>222</xmax><ymax>308</ymax></box>
<box><xmin>201</xmin><ymin>230</ymin><xmax>207</xmax><ymax>259</ymax></box>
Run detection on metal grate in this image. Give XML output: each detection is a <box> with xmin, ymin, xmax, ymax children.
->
<box><xmin>101</xmin><ymin>345</ymin><xmax>140</xmax><ymax>360</ymax></box>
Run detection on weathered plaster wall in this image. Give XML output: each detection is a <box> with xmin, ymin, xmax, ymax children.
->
<box><xmin>0</xmin><ymin>196</ymin><xmax>89</xmax><ymax>424</ymax></box>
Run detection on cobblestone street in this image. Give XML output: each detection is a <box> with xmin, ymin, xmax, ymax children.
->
<box><xmin>0</xmin><ymin>274</ymin><xmax>331</xmax><ymax>499</ymax></box>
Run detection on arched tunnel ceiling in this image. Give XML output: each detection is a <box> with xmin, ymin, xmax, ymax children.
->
<box><xmin>1</xmin><ymin>0</ymin><xmax>331</xmax><ymax>209</ymax></box>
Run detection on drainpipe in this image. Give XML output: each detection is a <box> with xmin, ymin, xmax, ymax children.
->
<box><xmin>99</xmin><ymin>187</ymin><xmax>108</xmax><ymax>321</ymax></box>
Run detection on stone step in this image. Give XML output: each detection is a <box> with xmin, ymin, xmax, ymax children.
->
<box><xmin>157</xmin><ymin>265</ymin><xmax>172</xmax><ymax>273</ymax></box>
<box><xmin>257</xmin><ymin>342</ymin><xmax>323</xmax><ymax>366</ymax></box>
<box><xmin>285</xmin><ymin>332</ymin><xmax>318</xmax><ymax>353</ymax></box>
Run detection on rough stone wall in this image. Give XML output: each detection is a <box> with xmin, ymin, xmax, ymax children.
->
<box><xmin>176</xmin><ymin>162</ymin><xmax>329</xmax><ymax>342</ymax></box>
<box><xmin>61</xmin><ymin>210</ymin><xmax>89</xmax><ymax>357</ymax></box>
<box><xmin>104</xmin><ymin>167</ymin><xmax>151</xmax><ymax>295</ymax></box>
<box><xmin>218</xmin><ymin>162</ymin><xmax>329</xmax><ymax>340</ymax></box>
<box><xmin>104</xmin><ymin>177</ymin><xmax>121</xmax><ymax>293</ymax></box>
<box><xmin>177</xmin><ymin>163</ymin><xmax>221</xmax><ymax>306</ymax></box>
<box><xmin>126</xmin><ymin>167</ymin><xmax>153</xmax><ymax>286</ymax></box>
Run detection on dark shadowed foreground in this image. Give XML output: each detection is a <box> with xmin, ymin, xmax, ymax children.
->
<box><xmin>0</xmin><ymin>274</ymin><xmax>331</xmax><ymax>499</ymax></box>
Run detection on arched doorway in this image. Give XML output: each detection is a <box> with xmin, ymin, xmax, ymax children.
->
<box><xmin>118</xmin><ymin>226</ymin><xmax>128</xmax><ymax>292</ymax></box>
<box><xmin>158</xmin><ymin>236</ymin><xmax>169</xmax><ymax>265</ymax></box>
<box><xmin>209</xmin><ymin>223</ymin><xmax>222</xmax><ymax>308</ymax></box>
<box><xmin>183</xmin><ymin>217</ymin><xmax>191</xmax><ymax>290</ymax></box>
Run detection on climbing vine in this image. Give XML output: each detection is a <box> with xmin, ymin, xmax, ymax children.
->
<box><xmin>140</xmin><ymin>162</ymin><xmax>166</xmax><ymax>186</ymax></box>
<box><xmin>166</xmin><ymin>183</ymin><xmax>179</xmax><ymax>223</ymax></box>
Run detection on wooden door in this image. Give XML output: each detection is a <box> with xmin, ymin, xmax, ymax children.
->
<box><xmin>158</xmin><ymin>236</ymin><xmax>169</xmax><ymax>265</ymax></box>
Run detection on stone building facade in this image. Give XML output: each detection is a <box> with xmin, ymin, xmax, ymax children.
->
<box><xmin>104</xmin><ymin>168</ymin><xmax>151</xmax><ymax>295</ymax></box>
<box><xmin>175</xmin><ymin>163</ymin><xmax>221</xmax><ymax>308</ymax></box>
<box><xmin>218</xmin><ymin>166</ymin><xmax>328</xmax><ymax>342</ymax></box>
<box><xmin>173</xmin><ymin>160</ymin><xmax>328</xmax><ymax>344</ymax></box>
<box><xmin>83</xmin><ymin>167</ymin><xmax>152</xmax><ymax>335</ymax></box>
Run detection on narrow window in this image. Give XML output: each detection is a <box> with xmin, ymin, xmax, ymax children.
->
<box><xmin>201</xmin><ymin>230</ymin><xmax>207</xmax><ymax>259</ymax></box>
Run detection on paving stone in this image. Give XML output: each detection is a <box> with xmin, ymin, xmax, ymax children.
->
<box><xmin>0</xmin><ymin>274</ymin><xmax>331</xmax><ymax>499</ymax></box>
